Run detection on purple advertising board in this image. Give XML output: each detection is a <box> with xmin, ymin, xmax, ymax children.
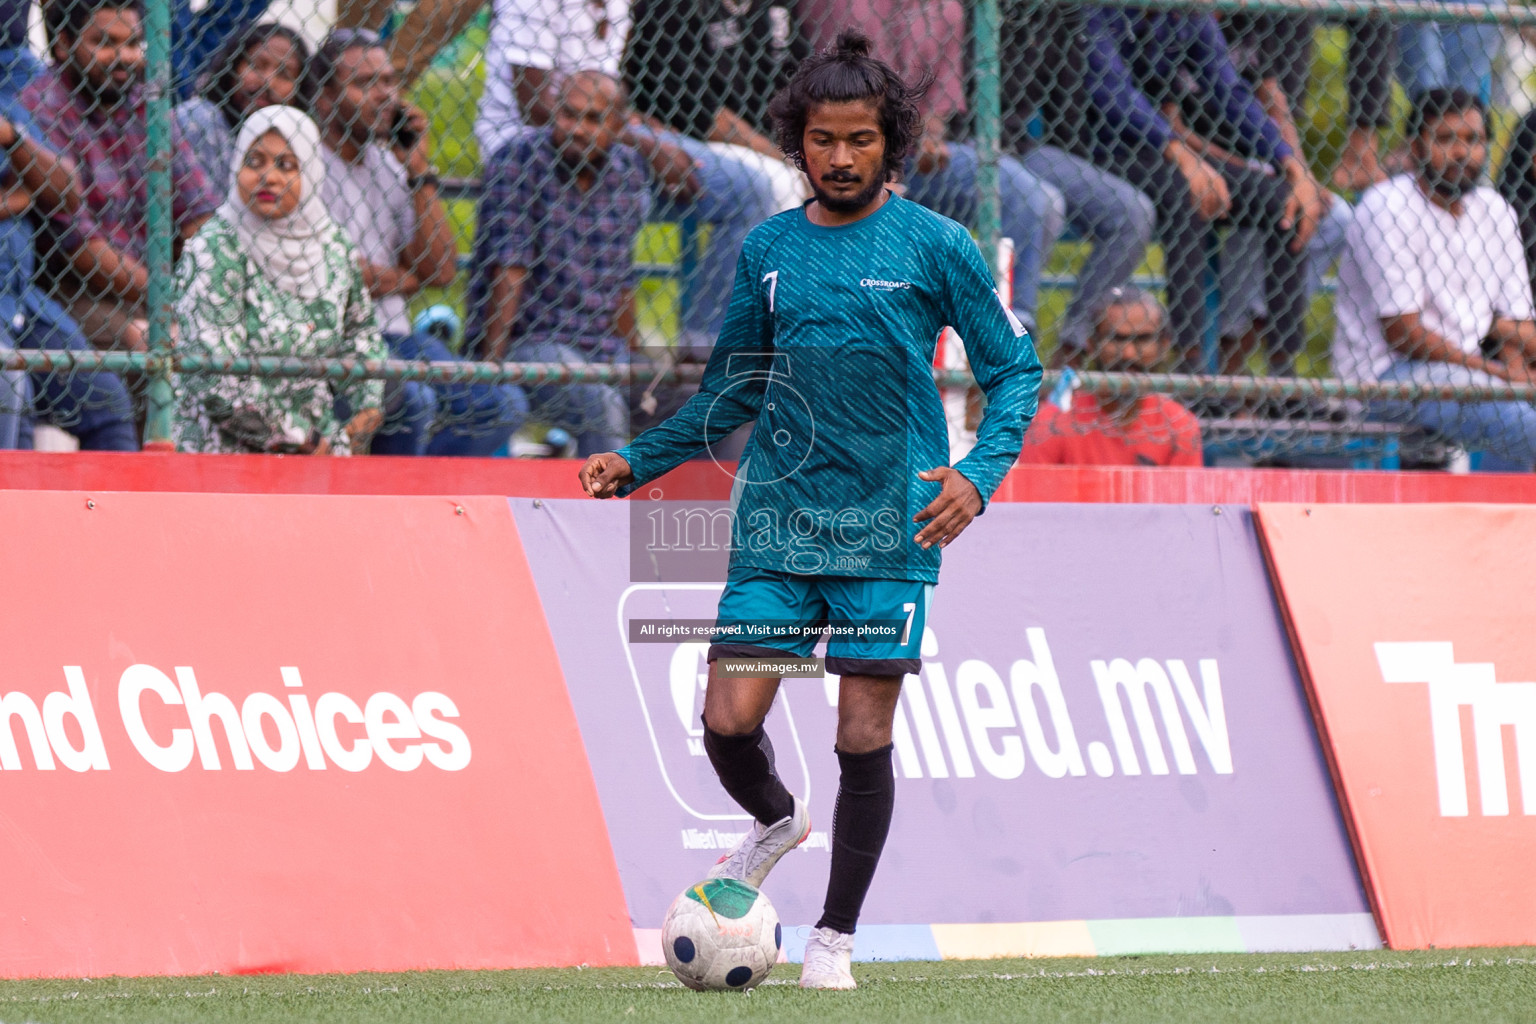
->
<box><xmin>512</xmin><ymin>499</ymin><xmax>1377</xmax><ymax>961</ymax></box>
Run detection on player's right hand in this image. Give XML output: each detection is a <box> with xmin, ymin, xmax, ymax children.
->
<box><xmin>579</xmin><ymin>452</ymin><xmax>635</xmax><ymax>499</ymax></box>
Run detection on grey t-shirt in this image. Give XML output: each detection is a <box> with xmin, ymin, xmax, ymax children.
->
<box><xmin>321</xmin><ymin>145</ymin><xmax>415</xmax><ymax>336</ymax></box>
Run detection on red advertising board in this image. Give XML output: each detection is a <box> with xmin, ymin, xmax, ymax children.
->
<box><xmin>0</xmin><ymin>491</ymin><xmax>632</xmax><ymax>977</ymax></box>
<box><xmin>1256</xmin><ymin>504</ymin><xmax>1536</xmax><ymax>949</ymax></box>
<box><xmin>6</xmin><ymin>450</ymin><xmax>1536</xmax><ymax>505</ymax></box>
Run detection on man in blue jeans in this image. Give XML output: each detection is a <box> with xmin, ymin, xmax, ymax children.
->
<box><xmin>1199</xmin><ymin>10</ymin><xmax>1348</xmax><ymax>376</ymax></box>
<box><xmin>1398</xmin><ymin>0</ymin><xmax>1504</xmax><ymax>107</ymax></box>
<box><xmin>625</xmin><ymin>0</ymin><xmax>810</xmax><ymax>342</ymax></box>
<box><xmin>0</xmin><ymin>0</ymin><xmax>132</xmax><ymax>450</ymax></box>
<box><xmin>1075</xmin><ymin>7</ymin><xmax>1326</xmax><ymax>371</ymax></box>
<box><xmin>473</xmin><ymin>0</ymin><xmax>779</xmax><ymax>349</ymax></box>
<box><xmin>0</xmin><ymin>85</ymin><xmax>135</xmax><ymax>451</ymax></box>
<box><xmin>1000</xmin><ymin>0</ymin><xmax>1154</xmax><ymax>354</ymax></box>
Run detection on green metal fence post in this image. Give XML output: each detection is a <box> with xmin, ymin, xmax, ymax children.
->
<box><xmin>973</xmin><ymin>0</ymin><xmax>1002</xmax><ymax>278</ymax></box>
<box><xmin>142</xmin><ymin>0</ymin><xmax>175</xmax><ymax>450</ymax></box>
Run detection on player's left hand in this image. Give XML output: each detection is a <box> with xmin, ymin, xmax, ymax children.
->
<box><xmin>913</xmin><ymin>467</ymin><xmax>983</xmax><ymax>550</ymax></box>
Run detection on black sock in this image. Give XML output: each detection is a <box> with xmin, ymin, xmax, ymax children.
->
<box><xmin>816</xmin><ymin>744</ymin><xmax>895</xmax><ymax>935</ymax></box>
<box><xmin>701</xmin><ymin>716</ymin><xmax>795</xmax><ymax>827</ymax></box>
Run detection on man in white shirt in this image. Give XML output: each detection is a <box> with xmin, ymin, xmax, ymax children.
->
<box><xmin>310</xmin><ymin>28</ymin><xmax>529</xmax><ymax>455</ymax></box>
<box><xmin>1334</xmin><ymin>87</ymin><xmax>1536</xmax><ymax>469</ymax></box>
<box><xmin>474</xmin><ymin>0</ymin><xmax>628</xmax><ymax>157</ymax></box>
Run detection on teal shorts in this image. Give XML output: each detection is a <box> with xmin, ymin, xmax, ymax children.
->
<box><xmin>707</xmin><ymin>564</ymin><xmax>933</xmax><ymax>676</ymax></box>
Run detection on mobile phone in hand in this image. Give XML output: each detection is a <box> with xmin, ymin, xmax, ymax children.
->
<box><xmin>391</xmin><ymin>107</ymin><xmax>421</xmax><ymax>150</ymax></box>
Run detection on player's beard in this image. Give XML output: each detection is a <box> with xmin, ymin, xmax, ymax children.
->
<box><xmin>810</xmin><ymin>170</ymin><xmax>886</xmax><ymax>215</ymax></box>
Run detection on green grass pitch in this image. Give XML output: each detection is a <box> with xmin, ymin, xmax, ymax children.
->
<box><xmin>4</xmin><ymin>950</ymin><xmax>1535</xmax><ymax>1024</ymax></box>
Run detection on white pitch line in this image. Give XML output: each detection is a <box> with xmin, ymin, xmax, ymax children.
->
<box><xmin>1</xmin><ymin>957</ymin><xmax>1532</xmax><ymax>1003</ymax></box>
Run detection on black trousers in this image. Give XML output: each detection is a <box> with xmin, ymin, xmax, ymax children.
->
<box><xmin>1102</xmin><ymin>145</ymin><xmax>1308</xmax><ymax>371</ymax></box>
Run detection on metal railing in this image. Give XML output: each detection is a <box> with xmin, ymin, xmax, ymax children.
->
<box><xmin>13</xmin><ymin>347</ymin><xmax>1536</xmax><ymax>406</ymax></box>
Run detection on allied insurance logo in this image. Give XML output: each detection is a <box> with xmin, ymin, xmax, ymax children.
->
<box><xmin>0</xmin><ymin>664</ymin><xmax>470</xmax><ymax>773</ymax></box>
<box><xmin>618</xmin><ymin>584</ymin><xmax>1239</xmax><ymax>822</ymax></box>
<box><xmin>1376</xmin><ymin>641</ymin><xmax>1536</xmax><ymax>817</ymax></box>
<box><xmin>618</xmin><ymin>583</ymin><xmax>812</xmax><ymax>821</ymax></box>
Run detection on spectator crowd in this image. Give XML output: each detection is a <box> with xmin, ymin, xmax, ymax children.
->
<box><xmin>2</xmin><ymin>0</ymin><xmax>1536</xmax><ymax>469</ymax></box>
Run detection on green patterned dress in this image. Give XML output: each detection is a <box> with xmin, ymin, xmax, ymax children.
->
<box><xmin>173</xmin><ymin>215</ymin><xmax>387</xmax><ymax>454</ymax></box>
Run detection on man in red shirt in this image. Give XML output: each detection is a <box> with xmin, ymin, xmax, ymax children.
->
<box><xmin>1020</xmin><ymin>287</ymin><xmax>1203</xmax><ymax>466</ymax></box>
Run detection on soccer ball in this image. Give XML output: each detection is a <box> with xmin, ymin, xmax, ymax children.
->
<box><xmin>661</xmin><ymin>878</ymin><xmax>782</xmax><ymax>991</ymax></box>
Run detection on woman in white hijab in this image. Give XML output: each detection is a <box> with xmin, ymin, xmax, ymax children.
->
<box><xmin>174</xmin><ymin>105</ymin><xmax>388</xmax><ymax>454</ymax></box>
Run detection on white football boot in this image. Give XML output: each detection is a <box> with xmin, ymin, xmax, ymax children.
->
<box><xmin>799</xmin><ymin>926</ymin><xmax>857</xmax><ymax>989</ymax></box>
<box><xmin>706</xmin><ymin>797</ymin><xmax>811</xmax><ymax>888</ymax></box>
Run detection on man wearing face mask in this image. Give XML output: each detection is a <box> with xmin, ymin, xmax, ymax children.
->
<box><xmin>1335</xmin><ymin>87</ymin><xmax>1536</xmax><ymax>471</ymax></box>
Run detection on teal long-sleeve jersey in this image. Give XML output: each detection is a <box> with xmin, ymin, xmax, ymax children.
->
<box><xmin>616</xmin><ymin>194</ymin><xmax>1042</xmax><ymax>584</ymax></box>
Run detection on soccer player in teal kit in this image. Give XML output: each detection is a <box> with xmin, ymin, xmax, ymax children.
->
<box><xmin>580</xmin><ymin>32</ymin><xmax>1042</xmax><ymax>988</ymax></box>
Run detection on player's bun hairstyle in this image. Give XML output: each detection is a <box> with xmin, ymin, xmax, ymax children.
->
<box><xmin>769</xmin><ymin>29</ymin><xmax>931</xmax><ymax>183</ymax></box>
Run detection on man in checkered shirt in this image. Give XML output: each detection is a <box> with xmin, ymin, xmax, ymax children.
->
<box><xmin>465</xmin><ymin>70</ymin><xmax>654</xmax><ymax>456</ymax></box>
<box><xmin>23</xmin><ymin>0</ymin><xmax>219</xmax><ymax>353</ymax></box>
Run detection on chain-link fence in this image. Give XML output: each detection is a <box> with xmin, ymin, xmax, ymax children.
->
<box><xmin>6</xmin><ymin>0</ymin><xmax>1536</xmax><ymax>467</ymax></box>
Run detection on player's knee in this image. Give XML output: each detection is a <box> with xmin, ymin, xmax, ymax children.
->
<box><xmin>835</xmin><ymin>719</ymin><xmax>894</xmax><ymax>755</ymax></box>
<box><xmin>702</xmin><ymin>681</ymin><xmax>769</xmax><ymax>736</ymax></box>
<box><xmin>701</xmin><ymin>707</ymin><xmax>765</xmax><ymax>737</ymax></box>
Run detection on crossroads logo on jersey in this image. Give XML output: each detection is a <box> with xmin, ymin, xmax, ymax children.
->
<box><xmin>859</xmin><ymin>277</ymin><xmax>912</xmax><ymax>291</ymax></box>
<box><xmin>1375</xmin><ymin>642</ymin><xmax>1536</xmax><ymax>817</ymax></box>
